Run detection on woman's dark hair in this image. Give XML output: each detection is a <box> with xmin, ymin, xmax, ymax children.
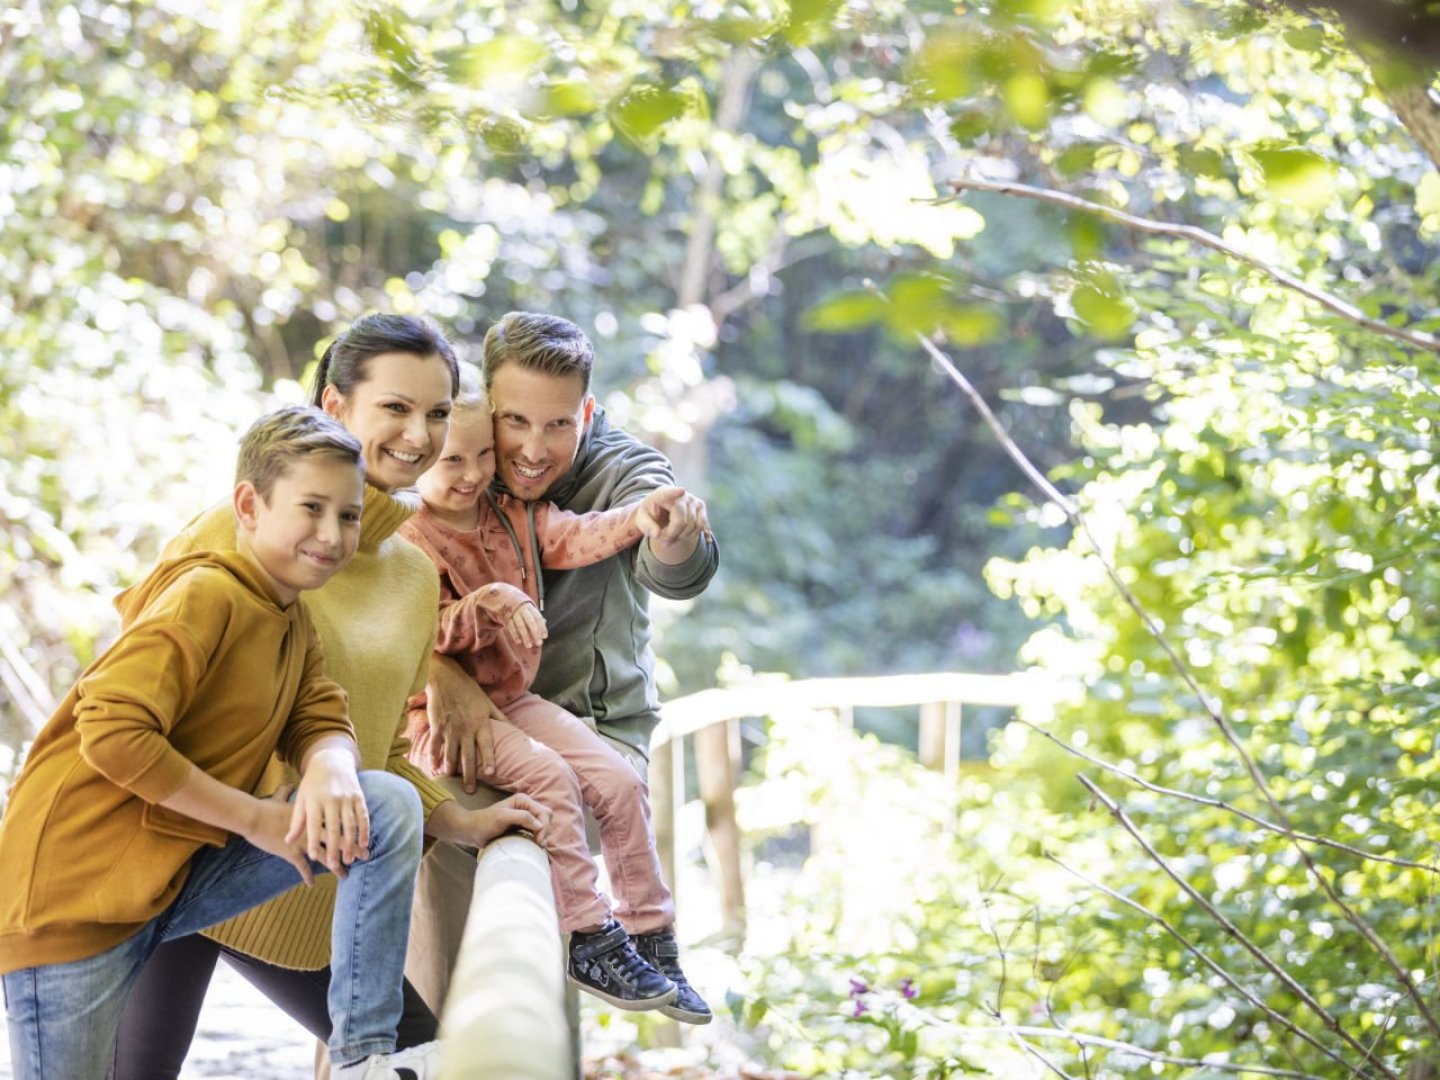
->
<box><xmin>309</xmin><ymin>313</ymin><xmax>460</xmax><ymax>407</ymax></box>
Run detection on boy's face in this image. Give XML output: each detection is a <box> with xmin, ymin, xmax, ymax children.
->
<box><xmin>488</xmin><ymin>364</ymin><xmax>594</xmax><ymax>502</ymax></box>
<box><xmin>236</xmin><ymin>457</ymin><xmax>365</xmax><ymax>606</ymax></box>
<box><xmin>417</xmin><ymin>410</ymin><xmax>496</xmax><ymax>526</ymax></box>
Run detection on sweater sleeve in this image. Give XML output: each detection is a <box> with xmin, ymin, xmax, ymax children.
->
<box><xmin>274</xmin><ymin>611</ymin><xmax>359</xmax><ymax>770</ymax></box>
<box><xmin>75</xmin><ymin>585</ymin><xmax>216</xmax><ymax>804</ymax></box>
<box><xmin>534</xmin><ymin>501</ymin><xmax>644</xmax><ymax>570</ymax></box>
<box><xmin>435</xmin><ymin>580</ymin><xmax>532</xmax><ymax>655</ymax></box>
<box><xmin>385</xmin><ymin>612</ymin><xmax>455</xmax><ymax>820</ymax></box>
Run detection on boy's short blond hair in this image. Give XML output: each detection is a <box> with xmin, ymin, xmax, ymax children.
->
<box><xmin>236</xmin><ymin>406</ymin><xmax>363</xmax><ymax>500</ymax></box>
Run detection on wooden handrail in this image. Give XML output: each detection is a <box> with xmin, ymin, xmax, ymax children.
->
<box><xmin>650</xmin><ymin>672</ymin><xmax>1067</xmax><ymax>944</ymax></box>
<box><xmin>654</xmin><ymin>671</ymin><xmax>1065</xmax><ymax>745</ymax></box>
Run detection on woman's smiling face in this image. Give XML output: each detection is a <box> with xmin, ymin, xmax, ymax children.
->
<box><xmin>323</xmin><ymin>351</ymin><xmax>454</xmax><ymax>492</ymax></box>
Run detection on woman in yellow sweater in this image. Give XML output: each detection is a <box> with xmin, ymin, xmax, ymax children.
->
<box><xmin>111</xmin><ymin>314</ymin><xmax>548</xmax><ymax>1078</ymax></box>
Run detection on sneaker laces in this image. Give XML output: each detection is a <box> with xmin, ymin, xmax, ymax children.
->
<box><xmin>605</xmin><ymin>936</ymin><xmax>659</xmax><ymax>983</ymax></box>
<box><xmin>641</xmin><ymin>932</ymin><xmax>691</xmax><ymax>986</ymax></box>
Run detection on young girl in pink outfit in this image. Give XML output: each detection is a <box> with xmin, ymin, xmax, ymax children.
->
<box><xmin>398</xmin><ymin>382</ymin><xmax>713</xmax><ymax>1023</ymax></box>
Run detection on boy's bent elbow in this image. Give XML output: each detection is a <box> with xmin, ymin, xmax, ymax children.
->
<box><xmin>76</xmin><ymin>716</ymin><xmax>192</xmax><ymax>803</ymax></box>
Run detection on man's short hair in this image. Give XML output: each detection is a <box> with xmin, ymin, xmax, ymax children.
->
<box><xmin>482</xmin><ymin>312</ymin><xmax>594</xmax><ymax>395</ymax></box>
<box><xmin>236</xmin><ymin>405</ymin><xmax>364</xmax><ymax>500</ymax></box>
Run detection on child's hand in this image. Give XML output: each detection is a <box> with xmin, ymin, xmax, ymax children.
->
<box><xmin>289</xmin><ymin>749</ymin><xmax>370</xmax><ymax>878</ymax></box>
<box><xmin>243</xmin><ymin>786</ymin><xmax>316</xmax><ymax>887</ymax></box>
<box><xmin>504</xmin><ymin>600</ymin><xmax>548</xmax><ymax>651</ymax></box>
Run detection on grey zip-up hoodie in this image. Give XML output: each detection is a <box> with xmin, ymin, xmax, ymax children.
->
<box><xmin>492</xmin><ymin>405</ymin><xmax>719</xmax><ymax>756</ymax></box>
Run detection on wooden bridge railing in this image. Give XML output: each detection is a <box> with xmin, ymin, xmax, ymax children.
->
<box><xmin>648</xmin><ymin>672</ymin><xmax>1066</xmax><ymax>938</ymax></box>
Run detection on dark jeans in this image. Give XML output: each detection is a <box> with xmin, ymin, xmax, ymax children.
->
<box><xmin>109</xmin><ymin>935</ymin><xmax>438</xmax><ymax>1079</ymax></box>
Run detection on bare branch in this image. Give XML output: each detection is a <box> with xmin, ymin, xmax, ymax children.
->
<box><xmin>1018</xmin><ymin>717</ymin><xmax>1439</xmax><ymax>874</ymax></box>
<box><xmin>957</xmin><ymin>1021</ymin><xmax>1339</xmax><ymax>1079</ymax></box>
<box><xmin>1048</xmin><ymin>853</ymin><xmax>1381</xmax><ymax>1078</ymax></box>
<box><xmin>1078</xmin><ymin>774</ymin><xmax>1401</xmax><ymax>1079</ymax></box>
<box><xmin>940</xmin><ymin>176</ymin><xmax>1440</xmax><ymax>356</ymax></box>
<box><xmin>906</xmin><ymin>324</ymin><xmax>1440</xmax><ymax>1041</ymax></box>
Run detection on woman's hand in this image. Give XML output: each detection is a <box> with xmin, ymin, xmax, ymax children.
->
<box><xmin>427</xmin><ymin>654</ymin><xmax>507</xmax><ymax>792</ymax></box>
<box><xmin>466</xmin><ymin>793</ymin><xmax>552</xmax><ymax>848</ymax></box>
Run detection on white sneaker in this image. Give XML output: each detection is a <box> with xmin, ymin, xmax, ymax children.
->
<box><xmin>340</xmin><ymin>1041</ymin><xmax>442</xmax><ymax>1080</ymax></box>
<box><xmin>390</xmin><ymin>1040</ymin><xmax>443</xmax><ymax>1078</ymax></box>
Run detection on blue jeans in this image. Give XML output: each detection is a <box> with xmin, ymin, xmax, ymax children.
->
<box><xmin>2</xmin><ymin>770</ymin><xmax>422</xmax><ymax>1080</ymax></box>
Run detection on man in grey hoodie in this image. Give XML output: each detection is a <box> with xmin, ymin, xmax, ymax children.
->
<box><xmin>407</xmin><ymin>311</ymin><xmax>719</xmax><ymax>1024</ymax></box>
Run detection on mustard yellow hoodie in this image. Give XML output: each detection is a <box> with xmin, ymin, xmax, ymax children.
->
<box><xmin>0</xmin><ymin>550</ymin><xmax>355</xmax><ymax>975</ymax></box>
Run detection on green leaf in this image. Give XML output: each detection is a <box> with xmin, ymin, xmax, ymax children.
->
<box><xmin>1003</xmin><ymin>71</ymin><xmax>1050</xmax><ymax>129</ymax></box>
<box><xmin>363</xmin><ymin>10</ymin><xmax>425</xmax><ymax>91</ymax></box>
<box><xmin>803</xmin><ymin>290</ymin><xmax>886</xmax><ymax>333</ymax></box>
<box><xmin>783</xmin><ymin>0</ymin><xmax>845</xmax><ymax>43</ymax></box>
<box><xmin>1283</xmin><ymin>25</ymin><xmax>1327</xmax><ymax>52</ymax></box>
<box><xmin>912</xmin><ymin>31</ymin><xmax>973</xmax><ymax>101</ymax></box>
<box><xmin>536</xmin><ymin>80</ymin><xmax>598</xmax><ymax>118</ymax></box>
<box><xmin>942</xmin><ymin>304</ymin><xmax>1005</xmax><ymax>346</ymax></box>
<box><xmin>1417</xmin><ymin>173</ymin><xmax>1440</xmax><ymax>233</ymax></box>
<box><xmin>1251</xmin><ymin>146</ymin><xmax>1335</xmax><ymax>209</ymax></box>
<box><xmin>1178</xmin><ymin>147</ymin><xmax>1225</xmax><ymax>180</ymax></box>
<box><xmin>440</xmin><ymin>36</ymin><xmax>547</xmax><ymax>85</ymax></box>
<box><xmin>610</xmin><ymin>84</ymin><xmax>689</xmax><ymax>144</ymax></box>
<box><xmin>1071</xmin><ymin>284</ymin><xmax>1135</xmax><ymax>340</ymax></box>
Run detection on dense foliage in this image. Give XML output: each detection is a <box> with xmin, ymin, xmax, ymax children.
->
<box><xmin>5</xmin><ymin>0</ymin><xmax>1440</xmax><ymax>1075</ymax></box>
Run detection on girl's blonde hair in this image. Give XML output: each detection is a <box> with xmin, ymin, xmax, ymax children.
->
<box><xmin>451</xmin><ymin>361</ymin><xmax>489</xmax><ymax>417</ymax></box>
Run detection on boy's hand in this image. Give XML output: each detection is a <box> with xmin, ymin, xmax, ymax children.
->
<box><xmin>504</xmin><ymin>601</ymin><xmax>548</xmax><ymax>651</ymax></box>
<box><xmin>466</xmin><ymin>793</ymin><xmax>551</xmax><ymax>848</ymax></box>
<box><xmin>288</xmin><ymin>748</ymin><xmax>369</xmax><ymax>877</ymax></box>
<box><xmin>243</xmin><ymin>786</ymin><xmax>316</xmax><ymax>887</ymax></box>
<box><xmin>637</xmin><ymin>486</ymin><xmax>712</xmax><ymax>564</ymax></box>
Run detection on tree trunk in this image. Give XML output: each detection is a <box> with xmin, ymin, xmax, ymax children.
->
<box><xmin>1381</xmin><ymin>76</ymin><xmax>1440</xmax><ymax>171</ymax></box>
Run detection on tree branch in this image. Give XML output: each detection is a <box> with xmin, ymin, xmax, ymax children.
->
<box><xmin>952</xmin><ymin>1020</ymin><xmax>1341</xmax><ymax>1079</ymax></box>
<box><xmin>1018</xmin><ymin>717</ymin><xmax>1440</xmax><ymax>874</ymax></box>
<box><xmin>1047</xmin><ymin>853</ymin><xmax>1381</xmax><ymax>1078</ymax></box>
<box><xmin>940</xmin><ymin>176</ymin><xmax>1440</xmax><ymax>356</ymax></box>
<box><xmin>904</xmin><ymin>323</ymin><xmax>1440</xmax><ymax>1042</ymax></box>
<box><xmin>1077</xmin><ymin>775</ymin><xmax>1402</xmax><ymax>1079</ymax></box>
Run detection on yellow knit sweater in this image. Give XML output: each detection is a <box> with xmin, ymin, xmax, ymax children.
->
<box><xmin>161</xmin><ymin>484</ymin><xmax>453</xmax><ymax>969</ymax></box>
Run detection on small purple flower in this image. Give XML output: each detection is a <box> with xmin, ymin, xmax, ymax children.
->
<box><xmin>848</xmin><ymin>976</ymin><xmax>870</xmax><ymax>998</ymax></box>
<box><xmin>853</xmin><ymin>998</ymin><xmax>869</xmax><ymax>1017</ymax></box>
<box><xmin>899</xmin><ymin>978</ymin><xmax>917</xmax><ymax>1000</ymax></box>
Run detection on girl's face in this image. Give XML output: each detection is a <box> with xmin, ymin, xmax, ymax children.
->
<box><xmin>322</xmin><ymin>352</ymin><xmax>454</xmax><ymax>493</ymax></box>
<box><xmin>417</xmin><ymin>409</ymin><xmax>496</xmax><ymax>529</ymax></box>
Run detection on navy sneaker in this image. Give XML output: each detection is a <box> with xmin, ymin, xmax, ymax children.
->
<box><xmin>633</xmin><ymin>927</ymin><xmax>713</xmax><ymax>1025</ymax></box>
<box><xmin>567</xmin><ymin>919</ymin><xmax>677</xmax><ymax>1011</ymax></box>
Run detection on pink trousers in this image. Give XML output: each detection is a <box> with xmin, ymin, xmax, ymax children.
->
<box><xmin>488</xmin><ymin>692</ymin><xmax>673</xmax><ymax>935</ymax></box>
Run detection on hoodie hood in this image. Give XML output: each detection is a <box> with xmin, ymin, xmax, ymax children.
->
<box><xmin>114</xmin><ymin>549</ymin><xmax>288</xmax><ymax>627</ymax></box>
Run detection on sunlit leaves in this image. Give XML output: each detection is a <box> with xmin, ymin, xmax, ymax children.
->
<box><xmin>804</xmin><ymin>275</ymin><xmax>1006</xmax><ymax>344</ymax></box>
<box><xmin>1247</xmin><ymin>144</ymin><xmax>1336</xmax><ymax>210</ymax></box>
<box><xmin>440</xmin><ymin>35</ymin><xmax>548</xmax><ymax>88</ymax></box>
<box><xmin>610</xmin><ymin>83</ymin><xmax>694</xmax><ymax>146</ymax></box>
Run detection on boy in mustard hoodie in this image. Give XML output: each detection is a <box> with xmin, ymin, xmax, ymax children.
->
<box><xmin>0</xmin><ymin>406</ymin><xmax>428</xmax><ymax>1080</ymax></box>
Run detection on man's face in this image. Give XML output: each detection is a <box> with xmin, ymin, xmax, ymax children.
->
<box><xmin>488</xmin><ymin>364</ymin><xmax>594</xmax><ymax>501</ymax></box>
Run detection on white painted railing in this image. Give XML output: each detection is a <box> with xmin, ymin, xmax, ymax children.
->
<box><xmin>648</xmin><ymin>672</ymin><xmax>1065</xmax><ymax>935</ymax></box>
<box><xmin>437</xmin><ymin>835</ymin><xmax>571</xmax><ymax>1079</ymax></box>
